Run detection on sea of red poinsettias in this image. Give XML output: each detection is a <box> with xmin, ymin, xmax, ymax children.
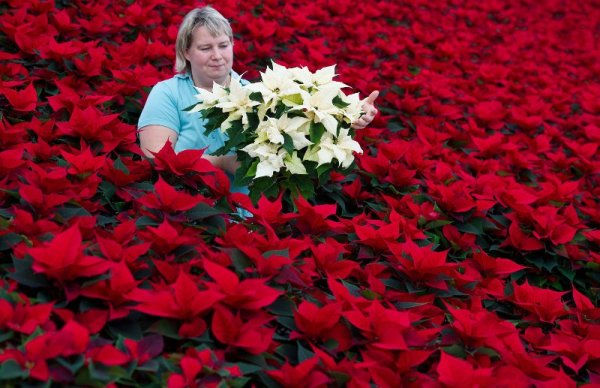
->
<box><xmin>1</xmin><ymin>0</ymin><xmax>599</xmax><ymax>386</ymax></box>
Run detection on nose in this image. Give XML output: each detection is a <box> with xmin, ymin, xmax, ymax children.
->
<box><xmin>211</xmin><ymin>47</ymin><xmax>223</xmax><ymax>60</ymax></box>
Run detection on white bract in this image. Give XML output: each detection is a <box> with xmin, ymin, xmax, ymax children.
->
<box><xmin>241</xmin><ymin>142</ymin><xmax>286</xmax><ymax>178</ymax></box>
<box><xmin>214</xmin><ymin>77</ymin><xmax>261</xmax><ymax>131</ymax></box>
<box><xmin>188</xmin><ymin>82</ymin><xmax>229</xmax><ymax>112</ymax></box>
<box><xmin>192</xmin><ymin>62</ymin><xmax>365</xmax><ymax>180</ymax></box>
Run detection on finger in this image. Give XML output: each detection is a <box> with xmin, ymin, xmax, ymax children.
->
<box><xmin>365</xmin><ymin>90</ymin><xmax>380</xmax><ymax>105</ymax></box>
<box><xmin>353</xmin><ymin>118</ymin><xmax>366</xmax><ymax>129</ymax></box>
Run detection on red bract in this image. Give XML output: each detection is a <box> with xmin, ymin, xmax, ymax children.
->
<box><xmin>129</xmin><ymin>270</ymin><xmax>223</xmax><ymax>321</ymax></box>
<box><xmin>60</xmin><ymin>145</ymin><xmax>106</xmax><ymax>177</ymax></box>
<box><xmin>211</xmin><ymin>306</ymin><xmax>274</xmax><ymax>355</ymax></box>
<box><xmin>55</xmin><ymin>107</ymin><xmax>135</xmax><ymax>152</ymax></box>
<box><xmin>530</xmin><ymin>205</ymin><xmax>579</xmax><ymax>246</ymax></box>
<box><xmin>447</xmin><ymin>301</ymin><xmax>521</xmax><ymax>352</ymax></box>
<box><xmin>293</xmin><ymin>195</ymin><xmax>343</xmax><ymax>234</ymax></box>
<box><xmin>26</xmin><ymin>225</ymin><xmax>112</xmax><ymax>284</ymax></box>
<box><xmin>96</xmin><ymin>234</ymin><xmax>150</xmax><ymax>268</ymax></box>
<box><xmin>473</xmin><ymin>100</ymin><xmax>506</xmax><ymax>130</ymax></box>
<box><xmin>137</xmin><ymin>176</ymin><xmax>211</xmax><ymax>213</ymax></box>
<box><xmin>511</xmin><ymin>280</ymin><xmax>569</xmax><ymax>323</ymax></box>
<box><xmin>150</xmin><ymin>141</ymin><xmax>231</xmax><ymax>195</ymax></box>
<box><xmin>309</xmin><ymin>237</ymin><xmax>359</xmax><ymax>278</ymax></box>
<box><xmin>138</xmin><ymin>220</ymin><xmax>201</xmax><ymax>255</ymax></box>
<box><xmin>216</xmin><ymin>223</ymin><xmax>296</xmax><ymax>277</ymax></box>
<box><xmin>388</xmin><ymin>240</ymin><xmax>455</xmax><ymax>290</ymax></box>
<box><xmin>436</xmin><ymin>352</ymin><xmax>494</xmax><ymax>387</ymax></box>
<box><xmin>167</xmin><ymin>348</ymin><xmax>241</xmax><ymax>388</ymax></box>
<box><xmin>87</xmin><ymin>344</ymin><xmax>130</xmax><ymax>366</ymax></box>
<box><xmin>267</xmin><ymin>357</ymin><xmax>330</xmax><ymax>388</ymax></box>
<box><xmin>79</xmin><ymin>261</ymin><xmax>140</xmax><ymax>318</ymax></box>
<box><xmin>202</xmin><ymin>259</ymin><xmax>281</xmax><ymax>310</ymax></box>
<box><xmin>19</xmin><ymin>320</ymin><xmax>90</xmax><ymax>381</ymax></box>
<box><xmin>292</xmin><ymin>300</ymin><xmax>353</xmax><ymax>351</ymax></box>
<box><xmin>1</xmin><ymin>83</ymin><xmax>37</xmax><ymax>111</ymax></box>
<box><xmin>344</xmin><ymin>301</ymin><xmax>413</xmax><ymax>350</ymax></box>
<box><xmin>2</xmin><ymin>299</ymin><xmax>54</xmax><ymax>335</ymax></box>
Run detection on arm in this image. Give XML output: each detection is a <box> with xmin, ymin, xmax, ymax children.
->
<box><xmin>203</xmin><ymin>154</ymin><xmax>240</xmax><ymax>175</ymax></box>
<box><xmin>352</xmin><ymin>90</ymin><xmax>379</xmax><ymax>130</ymax></box>
<box><xmin>138</xmin><ymin>125</ymin><xmax>178</xmax><ymax>159</ymax></box>
<box><xmin>139</xmin><ymin>125</ymin><xmax>240</xmax><ymax>174</ymax></box>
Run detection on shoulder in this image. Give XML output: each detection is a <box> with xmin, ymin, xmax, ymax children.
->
<box><xmin>151</xmin><ymin>73</ymin><xmax>190</xmax><ymax>93</ymax></box>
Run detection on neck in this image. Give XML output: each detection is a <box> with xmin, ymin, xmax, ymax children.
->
<box><xmin>191</xmin><ymin>72</ymin><xmax>231</xmax><ymax>91</ymax></box>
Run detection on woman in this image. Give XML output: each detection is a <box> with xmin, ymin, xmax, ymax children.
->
<box><xmin>138</xmin><ymin>6</ymin><xmax>378</xmax><ymax>177</ymax></box>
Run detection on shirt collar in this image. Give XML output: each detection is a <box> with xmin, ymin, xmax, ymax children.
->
<box><xmin>176</xmin><ymin>70</ymin><xmax>242</xmax><ymax>80</ymax></box>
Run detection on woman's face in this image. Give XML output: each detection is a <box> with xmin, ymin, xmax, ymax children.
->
<box><xmin>185</xmin><ymin>26</ymin><xmax>233</xmax><ymax>88</ymax></box>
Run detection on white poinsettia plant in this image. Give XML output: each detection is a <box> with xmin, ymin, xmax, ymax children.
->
<box><xmin>187</xmin><ymin>61</ymin><xmax>366</xmax><ymax>201</ymax></box>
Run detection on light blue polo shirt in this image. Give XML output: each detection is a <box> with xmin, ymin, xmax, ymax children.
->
<box><xmin>138</xmin><ymin>71</ymin><xmax>249</xmax><ymax>195</ymax></box>
<box><xmin>138</xmin><ymin>71</ymin><xmax>245</xmax><ymax>154</ymax></box>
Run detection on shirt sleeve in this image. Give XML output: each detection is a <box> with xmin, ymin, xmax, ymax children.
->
<box><xmin>137</xmin><ymin>82</ymin><xmax>181</xmax><ymax>134</ymax></box>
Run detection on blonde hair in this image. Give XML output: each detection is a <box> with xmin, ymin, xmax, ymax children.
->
<box><xmin>174</xmin><ymin>6</ymin><xmax>233</xmax><ymax>73</ymax></box>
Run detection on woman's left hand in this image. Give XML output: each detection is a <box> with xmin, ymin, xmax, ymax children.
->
<box><xmin>352</xmin><ymin>90</ymin><xmax>379</xmax><ymax>130</ymax></box>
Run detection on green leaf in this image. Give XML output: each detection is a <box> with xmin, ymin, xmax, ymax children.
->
<box><xmin>456</xmin><ymin>217</ymin><xmax>498</xmax><ymax>236</ymax></box>
<box><xmin>147</xmin><ymin>319</ymin><xmax>181</xmax><ymax>340</ymax></box>
<box><xmin>228</xmin><ymin>377</ymin><xmax>252</xmax><ymax>388</ymax></box>
<box><xmin>282</xmin><ymin>132</ymin><xmax>295</xmax><ymax>155</ymax></box>
<box><xmin>309</xmin><ymin>122</ymin><xmax>326</xmax><ymax>144</ymax></box>
<box><xmin>283</xmin><ymin>93</ymin><xmax>303</xmax><ymax>106</ymax></box>
<box><xmin>0</xmin><ymin>360</ymin><xmax>28</xmax><ymax>380</ymax></box>
<box><xmin>408</xmin><ymin>65</ymin><xmax>421</xmax><ymax>75</ymax></box>
<box><xmin>108</xmin><ymin>318</ymin><xmax>144</xmax><ymax>340</ymax></box>
<box><xmin>297</xmin><ymin>342</ymin><xmax>315</xmax><ymax>363</ymax></box>
<box><xmin>267</xmin><ymin>296</ymin><xmax>296</xmax><ymax>317</ymax></box>
<box><xmin>56</xmin><ymin>355</ymin><xmax>85</xmax><ymax>374</ymax></box>
<box><xmin>425</xmin><ymin>219</ymin><xmax>454</xmax><ymax>230</ymax></box>
<box><xmin>275</xmin><ymin>316</ymin><xmax>297</xmax><ymax>331</ymax></box>
<box><xmin>275</xmin><ymin>343</ymin><xmax>298</xmax><ymax>364</ymax></box>
<box><xmin>264</xmin><ymin>249</ymin><xmax>289</xmax><ymax>259</ymax></box>
<box><xmin>135</xmin><ymin>216</ymin><xmax>160</xmax><ymax>227</ymax></box>
<box><xmin>474</xmin><ymin>346</ymin><xmax>501</xmax><ymax>359</ymax></box>
<box><xmin>340</xmin><ymin>280</ymin><xmax>362</xmax><ymax>297</ymax></box>
<box><xmin>526</xmin><ymin>254</ymin><xmax>558</xmax><ymax>272</ymax></box>
<box><xmin>8</xmin><ymin>256</ymin><xmax>49</xmax><ymax>288</ymax></box>
<box><xmin>249</xmin><ymin>91</ymin><xmax>264</xmax><ymax>102</ymax></box>
<box><xmin>249</xmin><ymin>177</ymin><xmax>280</xmax><ymax>203</ymax></box>
<box><xmin>332</xmin><ymin>95</ymin><xmax>350</xmax><ymax>109</ymax></box>
<box><xmin>443</xmin><ymin>344</ymin><xmax>466</xmax><ymax>359</ymax></box>
<box><xmin>231</xmin><ymin>362</ymin><xmax>263</xmax><ymax>375</ymax></box>
<box><xmin>113</xmin><ymin>157</ymin><xmax>130</xmax><ymax>175</ymax></box>
<box><xmin>229</xmin><ymin>248</ymin><xmax>253</xmax><ymax>273</ymax></box>
<box><xmin>0</xmin><ymin>331</ymin><xmax>14</xmax><ymax>343</ymax></box>
<box><xmin>0</xmin><ymin>233</ymin><xmax>22</xmax><ymax>251</ymax></box>
<box><xmin>55</xmin><ymin>205</ymin><xmax>92</xmax><ymax>220</ymax></box>
<box><xmin>388</xmin><ymin>121</ymin><xmax>405</xmax><ymax>132</ymax></box>
<box><xmin>185</xmin><ymin>202</ymin><xmax>223</xmax><ymax>220</ymax></box>
<box><xmin>316</xmin><ymin>164</ymin><xmax>331</xmax><ymax>179</ymax></box>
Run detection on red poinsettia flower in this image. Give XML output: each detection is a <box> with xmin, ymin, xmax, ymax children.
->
<box><xmin>128</xmin><ymin>270</ymin><xmax>224</xmax><ymax>321</ymax></box>
<box><xmin>26</xmin><ymin>225</ymin><xmax>113</xmax><ymax>284</ymax></box>
<box><xmin>511</xmin><ymin>280</ymin><xmax>569</xmax><ymax>323</ymax></box>
<box><xmin>1</xmin><ymin>82</ymin><xmax>37</xmax><ymax>111</ymax></box>
<box><xmin>202</xmin><ymin>259</ymin><xmax>281</xmax><ymax>310</ymax></box>
<box><xmin>211</xmin><ymin>306</ymin><xmax>274</xmax><ymax>355</ymax></box>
